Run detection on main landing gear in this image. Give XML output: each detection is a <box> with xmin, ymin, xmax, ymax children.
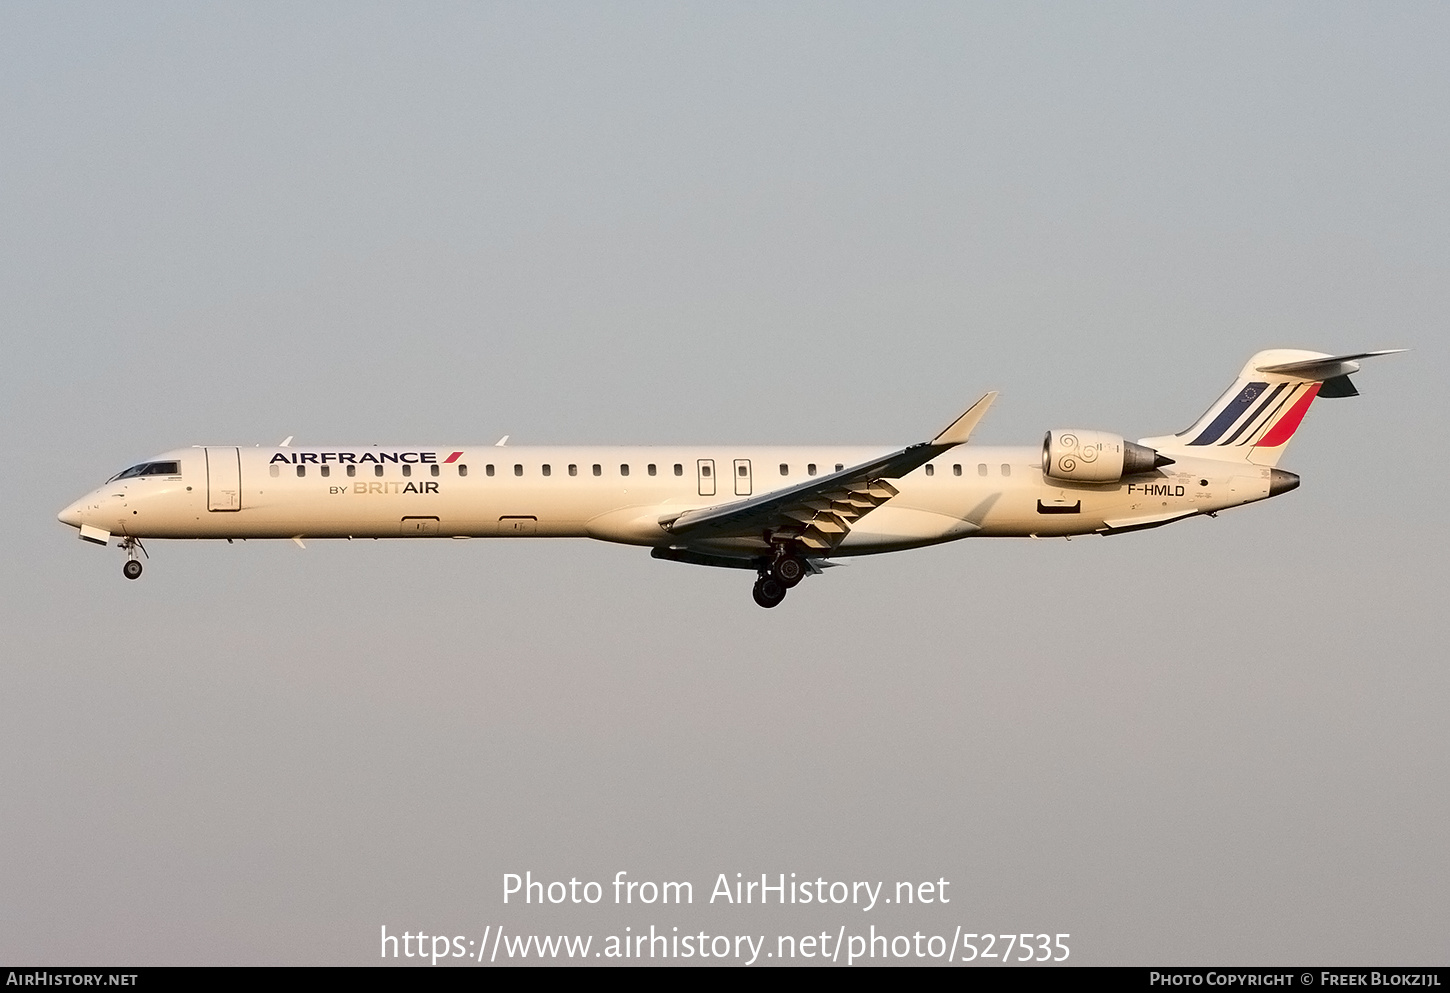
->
<box><xmin>771</xmin><ymin>553</ymin><xmax>806</xmax><ymax>587</ymax></box>
<box><xmin>752</xmin><ymin>574</ymin><xmax>787</xmax><ymax>608</ymax></box>
<box><xmin>120</xmin><ymin>536</ymin><xmax>147</xmax><ymax>580</ymax></box>
<box><xmin>751</xmin><ymin>549</ymin><xmax>809</xmax><ymax>608</ymax></box>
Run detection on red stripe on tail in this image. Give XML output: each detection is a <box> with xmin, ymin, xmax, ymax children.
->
<box><xmin>1255</xmin><ymin>384</ymin><xmax>1321</xmax><ymax>448</ymax></box>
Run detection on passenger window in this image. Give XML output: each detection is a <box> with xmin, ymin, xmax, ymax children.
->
<box><xmin>1001</xmin><ymin>464</ymin><xmax>1011</xmax><ymax>476</ymax></box>
<box><xmin>269</xmin><ymin>465</ymin><xmax>279</xmax><ymax>478</ymax></box>
<box><xmin>808</xmin><ymin>463</ymin><xmax>817</xmax><ymax>476</ymax></box>
<box><xmin>593</xmin><ymin>464</ymin><xmax>601</xmax><ymax>476</ymax></box>
<box><xmin>458</xmin><ymin>465</ymin><xmax>468</xmax><ymax>476</ymax></box>
<box><xmin>514</xmin><ymin>464</ymin><xmax>523</xmax><ymax>476</ymax></box>
<box><xmin>375</xmin><ymin>464</ymin><xmax>384</xmax><ymax>477</ymax></box>
<box><xmin>347</xmin><ymin>465</ymin><xmax>356</xmax><ymax>477</ymax></box>
<box><xmin>978</xmin><ymin>463</ymin><xmax>988</xmax><ymax>476</ymax></box>
<box><xmin>701</xmin><ymin>464</ymin><xmax>711</xmax><ymax>477</ymax></box>
<box><xmin>648</xmin><ymin>464</ymin><xmax>657</xmax><ymax>476</ymax></box>
<box><xmin>296</xmin><ymin>465</ymin><xmax>306</xmax><ymax>477</ymax></box>
<box><xmin>925</xmin><ymin>464</ymin><xmax>934</xmax><ymax>476</ymax></box>
<box><xmin>780</xmin><ymin>463</ymin><xmax>789</xmax><ymax>476</ymax></box>
<box><xmin>486</xmin><ymin>464</ymin><xmax>495</xmax><ymax>477</ymax></box>
<box><xmin>568</xmin><ymin>464</ymin><xmax>578</xmax><ymax>476</ymax></box>
<box><xmin>953</xmin><ymin>464</ymin><xmax>962</xmax><ymax>476</ymax></box>
<box><xmin>673</xmin><ymin>464</ymin><xmax>683</xmax><ymax>476</ymax></box>
<box><xmin>620</xmin><ymin>464</ymin><xmax>630</xmax><ymax>476</ymax></box>
<box><xmin>430</xmin><ymin>464</ymin><xmax>439</xmax><ymax>477</ymax></box>
<box><xmin>402</xmin><ymin>465</ymin><xmax>411</xmax><ymax>477</ymax></box>
<box><xmin>738</xmin><ymin>465</ymin><xmax>746</xmax><ymax>477</ymax></box>
<box><xmin>542</xmin><ymin>464</ymin><xmax>551</xmax><ymax>476</ymax></box>
<box><xmin>321</xmin><ymin>465</ymin><xmax>330</xmax><ymax>477</ymax></box>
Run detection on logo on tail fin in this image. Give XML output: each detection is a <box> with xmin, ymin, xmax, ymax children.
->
<box><xmin>1187</xmin><ymin>381</ymin><xmax>1321</xmax><ymax>449</ymax></box>
<box><xmin>1141</xmin><ymin>348</ymin><xmax>1401</xmax><ymax>470</ymax></box>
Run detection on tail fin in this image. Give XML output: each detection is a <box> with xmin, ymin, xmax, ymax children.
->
<box><xmin>1139</xmin><ymin>349</ymin><xmax>1404</xmax><ymax>467</ymax></box>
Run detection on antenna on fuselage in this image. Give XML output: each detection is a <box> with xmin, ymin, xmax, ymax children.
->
<box><xmin>280</xmin><ymin>436</ymin><xmax>293</xmax><ymax>447</ymax></box>
<box><xmin>495</xmin><ymin>435</ymin><xmax>509</xmax><ymax>447</ymax></box>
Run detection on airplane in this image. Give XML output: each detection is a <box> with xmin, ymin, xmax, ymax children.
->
<box><xmin>57</xmin><ymin>348</ymin><xmax>1400</xmax><ymax>608</ymax></box>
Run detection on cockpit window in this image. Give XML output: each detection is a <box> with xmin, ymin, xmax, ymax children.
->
<box><xmin>108</xmin><ymin>461</ymin><xmax>181</xmax><ymax>481</ymax></box>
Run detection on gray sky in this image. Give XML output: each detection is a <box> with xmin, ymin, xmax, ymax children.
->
<box><xmin>2</xmin><ymin>1</ymin><xmax>1445</xmax><ymax>965</ymax></box>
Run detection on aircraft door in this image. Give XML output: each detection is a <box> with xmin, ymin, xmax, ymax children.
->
<box><xmin>205</xmin><ymin>447</ymin><xmax>241</xmax><ymax>512</ymax></box>
<box><xmin>734</xmin><ymin>459</ymin><xmax>752</xmax><ymax>496</ymax></box>
<box><xmin>697</xmin><ymin>459</ymin><xmax>715</xmax><ymax>497</ymax></box>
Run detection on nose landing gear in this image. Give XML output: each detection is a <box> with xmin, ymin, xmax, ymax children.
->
<box><xmin>120</xmin><ymin>535</ymin><xmax>147</xmax><ymax>580</ymax></box>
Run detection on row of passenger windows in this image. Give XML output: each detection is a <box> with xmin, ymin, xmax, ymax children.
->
<box><xmin>924</xmin><ymin>463</ymin><xmax>1012</xmax><ymax>477</ymax></box>
<box><xmin>270</xmin><ymin>462</ymin><xmax>861</xmax><ymax>479</ymax></box>
<box><xmin>270</xmin><ymin>461</ymin><xmax>1013</xmax><ymax>479</ymax></box>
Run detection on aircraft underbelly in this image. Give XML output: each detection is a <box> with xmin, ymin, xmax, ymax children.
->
<box><xmin>836</xmin><ymin>506</ymin><xmax>980</xmax><ymax>553</ymax></box>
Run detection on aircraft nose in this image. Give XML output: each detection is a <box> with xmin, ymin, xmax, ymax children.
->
<box><xmin>57</xmin><ymin>498</ymin><xmax>86</xmax><ymax>528</ymax></box>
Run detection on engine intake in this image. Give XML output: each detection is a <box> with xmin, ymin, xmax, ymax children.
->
<box><xmin>1042</xmin><ymin>430</ymin><xmax>1172</xmax><ymax>483</ymax></box>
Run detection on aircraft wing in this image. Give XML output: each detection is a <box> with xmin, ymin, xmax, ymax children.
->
<box><xmin>661</xmin><ymin>392</ymin><xmax>997</xmax><ymax>550</ymax></box>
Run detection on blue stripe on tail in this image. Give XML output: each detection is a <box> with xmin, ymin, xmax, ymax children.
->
<box><xmin>1220</xmin><ymin>382</ymin><xmax>1288</xmax><ymax>446</ymax></box>
<box><xmin>1188</xmin><ymin>382</ymin><xmax>1270</xmax><ymax>445</ymax></box>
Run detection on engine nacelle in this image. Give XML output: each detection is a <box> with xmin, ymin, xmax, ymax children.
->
<box><xmin>1042</xmin><ymin>430</ymin><xmax>1170</xmax><ymax>483</ymax></box>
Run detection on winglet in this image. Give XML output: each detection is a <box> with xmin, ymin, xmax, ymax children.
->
<box><xmin>931</xmin><ymin>392</ymin><xmax>998</xmax><ymax>446</ymax></box>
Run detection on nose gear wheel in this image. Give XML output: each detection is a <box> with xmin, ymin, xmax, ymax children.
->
<box><xmin>119</xmin><ymin>535</ymin><xmax>147</xmax><ymax>580</ymax></box>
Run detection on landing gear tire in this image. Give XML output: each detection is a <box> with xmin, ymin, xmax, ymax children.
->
<box><xmin>123</xmin><ymin>559</ymin><xmax>143</xmax><ymax>580</ymax></box>
<box><xmin>752</xmin><ymin>575</ymin><xmax>787</xmax><ymax>608</ymax></box>
<box><xmin>771</xmin><ymin>554</ymin><xmax>806</xmax><ymax>588</ymax></box>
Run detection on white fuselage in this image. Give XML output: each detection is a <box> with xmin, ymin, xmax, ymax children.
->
<box><xmin>58</xmin><ymin>443</ymin><xmax>1278</xmax><ymax>556</ymax></box>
